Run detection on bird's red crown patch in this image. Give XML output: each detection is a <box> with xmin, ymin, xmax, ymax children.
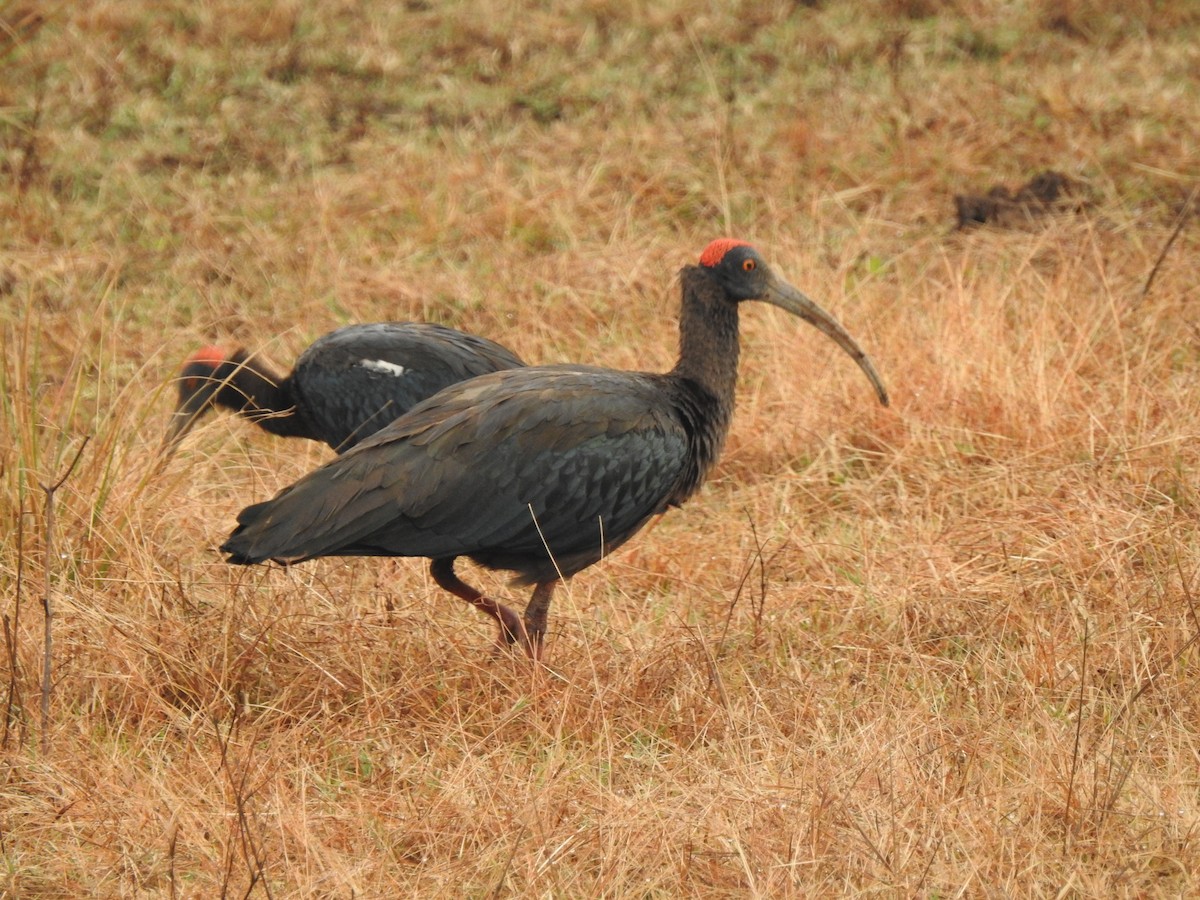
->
<box><xmin>188</xmin><ymin>345</ymin><xmax>226</xmax><ymax>368</ymax></box>
<box><xmin>699</xmin><ymin>238</ymin><xmax>752</xmax><ymax>268</ymax></box>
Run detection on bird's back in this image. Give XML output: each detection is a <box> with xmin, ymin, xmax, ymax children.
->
<box><xmin>291</xmin><ymin>323</ymin><xmax>526</xmax><ymax>450</ymax></box>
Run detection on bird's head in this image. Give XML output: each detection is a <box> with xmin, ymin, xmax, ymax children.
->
<box><xmin>178</xmin><ymin>345</ymin><xmax>227</xmax><ymax>400</ymax></box>
<box><xmin>698</xmin><ymin>238</ymin><xmax>889</xmax><ymax>407</ymax></box>
<box><xmin>698</xmin><ymin>239</ymin><xmax>773</xmax><ymax>300</ymax></box>
<box><xmin>159</xmin><ymin>345</ymin><xmax>235</xmax><ymax>458</ymax></box>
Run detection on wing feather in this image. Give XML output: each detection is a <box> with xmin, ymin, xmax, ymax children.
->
<box><xmin>222</xmin><ymin>367</ymin><xmax>689</xmax><ymax>577</ymax></box>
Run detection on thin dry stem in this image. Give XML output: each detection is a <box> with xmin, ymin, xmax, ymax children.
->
<box><xmin>37</xmin><ymin>436</ymin><xmax>89</xmax><ymax>757</ymax></box>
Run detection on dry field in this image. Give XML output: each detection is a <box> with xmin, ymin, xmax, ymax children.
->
<box><xmin>4</xmin><ymin>0</ymin><xmax>1200</xmax><ymax>895</ymax></box>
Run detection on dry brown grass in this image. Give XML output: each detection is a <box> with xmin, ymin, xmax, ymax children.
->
<box><xmin>4</xmin><ymin>0</ymin><xmax>1200</xmax><ymax>895</ymax></box>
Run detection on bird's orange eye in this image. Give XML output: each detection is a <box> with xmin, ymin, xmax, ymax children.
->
<box><xmin>742</xmin><ymin>259</ymin><xmax>756</xmax><ymax>272</ymax></box>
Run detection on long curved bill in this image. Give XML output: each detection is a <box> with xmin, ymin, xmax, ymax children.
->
<box><xmin>157</xmin><ymin>402</ymin><xmax>207</xmax><ymax>461</ymax></box>
<box><xmin>763</xmin><ymin>273</ymin><xmax>890</xmax><ymax>407</ymax></box>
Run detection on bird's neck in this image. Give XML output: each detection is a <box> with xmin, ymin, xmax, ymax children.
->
<box><xmin>670</xmin><ymin>266</ymin><xmax>740</xmax><ymax>416</ymax></box>
<box><xmin>215</xmin><ymin>353</ymin><xmax>304</xmax><ymax>437</ymax></box>
<box><xmin>665</xmin><ymin>266</ymin><xmax>740</xmax><ymax>491</ymax></box>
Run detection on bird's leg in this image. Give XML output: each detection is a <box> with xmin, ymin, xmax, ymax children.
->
<box><xmin>521</xmin><ymin>581</ymin><xmax>556</xmax><ymax>660</ymax></box>
<box><xmin>429</xmin><ymin>558</ymin><xmax>526</xmax><ymax>648</ymax></box>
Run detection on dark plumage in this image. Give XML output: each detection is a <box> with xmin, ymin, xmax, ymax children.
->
<box><xmin>162</xmin><ymin>322</ymin><xmax>526</xmax><ymax>456</ymax></box>
<box><xmin>221</xmin><ymin>240</ymin><xmax>889</xmax><ymax>658</ymax></box>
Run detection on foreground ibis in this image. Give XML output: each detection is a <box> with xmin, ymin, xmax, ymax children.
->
<box><xmin>222</xmin><ymin>240</ymin><xmax>889</xmax><ymax>658</ymax></box>
<box><xmin>162</xmin><ymin>322</ymin><xmax>526</xmax><ymax>456</ymax></box>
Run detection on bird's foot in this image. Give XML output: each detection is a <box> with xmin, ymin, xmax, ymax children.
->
<box><xmin>518</xmin><ymin>581</ymin><xmax>553</xmax><ymax>663</ymax></box>
<box><xmin>493</xmin><ymin>603</ymin><xmax>529</xmax><ymax>650</ymax></box>
<box><xmin>490</xmin><ymin>607</ymin><xmax>547</xmax><ymax>663</ymax></box>
<box><xmin>523</xmin><ymin>627</ymin><xmax>545</xmax><ymax>662</ymax></box>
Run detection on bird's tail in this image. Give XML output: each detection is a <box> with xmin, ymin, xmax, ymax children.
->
<box><xmin>220</xmin><ymin>499</ymin><xmax>285</xmax><ymax>565</ymax></box>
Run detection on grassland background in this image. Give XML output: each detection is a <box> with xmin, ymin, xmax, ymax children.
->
<box><xmin>4</xmin><ymin>0</ymin><xmax>1200</xmax><ymax>895</ymax></box>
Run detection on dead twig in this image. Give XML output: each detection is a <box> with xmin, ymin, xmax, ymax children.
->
<box><xmin>3</xmin><ymin>504</ymin><xmax>27</xmax><ymax>751</ymax></box>
<box><xmin>38</xmin><ymin>436</ymin><xmax>90</xmax><ymax>756</ymax></box>
<box><xmin>1064</xmin><ymin>617</ymin><xmax>1088</xmax><ymax>852</ymax></box>
<box><xmin>1140</xmin><ymin>182</ymin><xmax>1199</xmax><ymax>302</ymax></box>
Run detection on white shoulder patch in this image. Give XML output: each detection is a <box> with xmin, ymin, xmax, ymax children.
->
<box><xmin>359</xmin><ymin>359</ymin><xmax>407</xmax><ymax>377</ymax></box>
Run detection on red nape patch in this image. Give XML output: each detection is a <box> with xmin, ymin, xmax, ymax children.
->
<box><xmin>187</xmin><ymin>345</ymin><xmax>226</xmax><ymax>368</ymax></box>
<box><xmin>699</xmin><ymin>238</ymin><xmax>752</xmax><ymax>268</ymax></box>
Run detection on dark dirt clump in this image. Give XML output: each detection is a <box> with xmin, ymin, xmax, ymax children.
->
<box><xmin>954</xmin><ymin>170</ymin><xmax>1090</xmax><ymax>229</ymax></box>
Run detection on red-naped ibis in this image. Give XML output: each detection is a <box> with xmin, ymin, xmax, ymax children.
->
<box><xmin>221</xmin><ymin>241</ymin><xmax>889</xmax><ymax>658</ymax></box>
<box><xmin>162</xmin><ymin>322</ymin><xmax>526</xmax><ymax>456</ymax></box>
